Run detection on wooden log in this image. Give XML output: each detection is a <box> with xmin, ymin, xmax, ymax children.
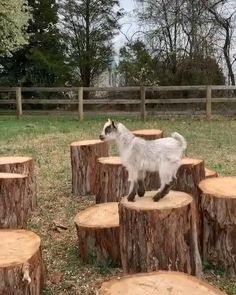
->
<box><xmin>74</xmin><ymin>202</ymin><xmax>120</xmax><ymax>265</ymax></box>
<box><xmin>205</xmin><ymin>167</ymin><xmax>218</xmax><ymax>179</ymax></box>
<box><xmin>119</xmin><ymin>191</ymin><xmax>202</xmax><ymax>276</ymax></box>
<box><xmin>70</xmin><ymin>140</ymin><xmax>109</xmax><ymax>195</ymax></box>
<box><xmin>95</xmin><ymin>157</ymin><xmax>160</xmax><ymax>203</ymax></box>
<box><xmin>0</xmin><ymin>229</ymin><xmax>44</xmax><ymax>294</ymax></box>
<box><xmin>0</xmin><ymin>173</ymin><xmax>30</xmax><ymax>228</ymax></box>
<box><xmin>98</xmin><ymin>271</ymin><xmax>226</xmax><ymax>295</ymax></box>
<box><xmin>199</xmin><ymin>177</ymin><xmax>236</xmax><ymax>276</ymax></box>
<box><xmin>0</xmin><ymin>156</ymin><xmax>37</xmax><ymax>212</ymax></box>
<box><xmin>174</xmin><ymin>158</ymin><xmax>205</xmax><ymax>254</ymax></box>
<box><xmin>132</xmin><ymin>129</ymin><xmax>164</xmax><ymax>140</ymax></box>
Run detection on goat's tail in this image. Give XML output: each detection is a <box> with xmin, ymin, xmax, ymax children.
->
<box><xmin>171</xmin><ymin>132</ymin><xmax>187</xmax><ymax>150</ymax></box>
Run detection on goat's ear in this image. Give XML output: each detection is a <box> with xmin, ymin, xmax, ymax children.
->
<box><xmin>111</xmin><ymin>120</ymin><xmax>117</xmax><ymax>129</ymax></box>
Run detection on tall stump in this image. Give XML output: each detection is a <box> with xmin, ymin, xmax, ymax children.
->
<box><xmin>0</xmin><ymin>157</ymin><xmax>37</xmax><ymax>212</ymax></box>
<box><xmin>71</xmin><ymin>140</ymin><xmax>109</xmax><ymax>196</ymax></box>
<box><xmin>0</xmin><ymin>229</ymin><xmax>44</xmax><ymax>294</ymax></box>
<box><xmin>0</xmin><ymin>173</ymin><xmax>30</xmax><ymax>228</ymax></box>
<box><xmin>199</xmin><ymin>176</ymin><xmax>236</xmax><ymax>276</ymax></box>
<box><xmin>119</xmin><ymin>191</ymin><xmax>202</xmax><ymax>276</ymax></box>
<box><xmin>98</xmin><ymin>271</ymin><xmax>226</xmax><ymax>295</ymax></box>
<box><xmin>96</xmin><ymin>157</ymin><xmax>160</xmax><ymax>203</ymax></box>
<box><xmin>205</xmin><ymin>167</ymin><xmax>218</xmax><ymax>179</ymax></box>
<box><xmin>74</xmin><ymin>202</ymin><xmax>120</xmax><ymax>265</ymax></box>
<box><xmin>133</xmin><ymin>129</ymin><xmax>164</xmax><ymax>140</ymax></box>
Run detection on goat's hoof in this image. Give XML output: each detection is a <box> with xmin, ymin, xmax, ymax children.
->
<box><xmin>138</xmin><ymin>189</ymin><xmax>145</xmax><ymax>197</ymax></box>
<box><xmin>127</xmin><ymin>194</ymin><xmax>136</xmax><ymax>202</ymax></box>
<box><xmin>153</xmin><ymin>193</ymin><xmax>164</xmax><ymax>202</ymax></box>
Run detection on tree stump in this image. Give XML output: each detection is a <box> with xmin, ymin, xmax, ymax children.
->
<box><xmin>0</xmin><ymin>173</ymin><xmax>30</xmax><ymax>228</ymax></box>
<box><xmin>70</xmin><ymin>139</ymin><xmax>109</xmax><ymax>196</ymax></box>
<box><xmin>95</xmin><ymin>157</ymin><xmax>160</xmax><ymax>203</ymax></box>
<box><xmin>98</xmin><ymin>271</ymin><xmax>226</xmax><ymax>295</ymax></box>
<box><xmin>199</xmin><ymin>176</ymin><xmax>236</xmax><ymax>276</ymax></box>
<box><xmin>0</xmin><ymin>156</ymin><xmax>37</xmax><ymax>212</ymax></box>
<box><xmin>0</xmin><ymin>229</ymin><xmax>44</xmax><ymax>294</ymax></box>
<box><xmin>74</xmin><ymin>202</ymin><xmax>120</xmax><ymax>265</ymax></box>
<box><xmin>119</xmin><ymin>191</ymin><xmax>202</xmax><ymax>276</ymax></box>
<box><xmin>205</xmin><ymin>167</ymin><xmax>218</xmax><ymax>179</ymax></box>
<box><xmin>133</xmin><ymin>129</ymin><xmax>164</xmax><ymax>140</ymax></box>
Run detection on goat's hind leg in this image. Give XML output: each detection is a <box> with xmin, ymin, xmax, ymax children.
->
<box><xmin>153</xmin><ymin>178</ymin><xmax>175</xmax><ymax>202</ymax></box>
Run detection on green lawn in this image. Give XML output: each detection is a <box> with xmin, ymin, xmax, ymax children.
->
<box><xmin>0</xmin><ymin>115</ymin><xmax>236</xmax><ymax>294</ymax></box>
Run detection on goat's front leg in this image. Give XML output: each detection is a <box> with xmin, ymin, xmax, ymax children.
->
<box><xmin>127</xmin><ymin>170</ymin><xmax>138</xmax><ymax>202</ymax></box>
<box><xmin>137</xmin><ymin>170</ymin><xmax>146</xmax><ymax>197</ymax></box>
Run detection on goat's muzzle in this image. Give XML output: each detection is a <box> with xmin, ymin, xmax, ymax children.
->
<box><xmin>99</xmin><ymin>135</ymin><xmax>105</xmax><ymax>141</ymax></box>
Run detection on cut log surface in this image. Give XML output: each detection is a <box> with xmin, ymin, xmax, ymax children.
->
<box><xmin>199</xmin><ymin>176</ymin><xmax>236</xmax><ymax>276</ymax></box>
<box><xmin>71</xmin><ymin>139</ymin><xmax>109</xmax><ymax>196</ymax></box>
<box><xmin>133</xmin><ymin>129</ymin><xmax>164</xmax><ymax>140</ymax></box>
<box><xmin>119</xmin><ymin>191</ymin><xmax>202</xmax><ymax>276</ymax></box>
<box><xmin>205</xmin><ymin>167</ymin><xmax>218</xmax><ymax>179</ymax></box>
<box><xmin>74</xmin><ymin>202</ymin><xmax>120</xmax><ymax>264</ymax></box>
<box><xmin>0</xmin><ymin>156</ymin><xmax>37</xmax><ymax>211</ymax></box>
<box><xmin>0</xmin><ymin>229</ymin><xmax>44</xmax><ymax>294</ymax></box>
<box><xmin>99</xmin><ymin>271</ymin><xmax>226</xmax><ymax>295</ymax></box>
<box><xmin>96</xmin><ymin>156</ymin><xmax>160</xmax><ymax>203</ymax></box>
<box><xmin>0</xmin><ymin>173</ymin><xmax>29</xmax><ymax>228</ymax></box>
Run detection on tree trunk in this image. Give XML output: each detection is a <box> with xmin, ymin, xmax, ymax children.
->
<box><xmin>119</xmin><ymin>191</ymin><xmax>202</xmax><ymax>277</ymax></box>
<box><xmin>199</xmin><ymin>176</ymin><xmax>236</xmax><ymax>277</ymax></box>
<box><xmin>98</xmin><ymin>271</ymin><xmax>226</xmax><ymax>295</ymax></box>
<box><xmin>132</xmin><ymin>129</ymin><xmax>164</xmax><ymax>140</ymax></box>
<box><xmin>0</xmin><ymin>157</ymin><xmax>37</xmax><ymax>212</ymax></box>
<box><xmin>0</xmin><ymin>229</ymin><xmax>44</xmax><ymax>294</ymax></box>
<box><xmin>0</xmin><ymin>173</ymin><xmax>30</xmax><ymax>228</ymax></box>
<box><xmin>70</xmin><ymin>139</ymin><xmax>109</xmax><ymax>196</ymax></box>
<box><xmin>74</xmin><ymin>202</ymin><xmax>120</xmax><ymax>265</ymax></box>
<box><xmin>95</xmin><ymin>157</ymin><xmax>160</xmax><ymax>203</ymax></box>
<box><xmin>205</xmin><ymin>167</ymin><xmax>218</xmax><ymax>179</ymax></box>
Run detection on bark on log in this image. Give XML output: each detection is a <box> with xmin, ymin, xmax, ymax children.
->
<box><xmin>199</xmin><ymin>177</ymin><xmax>236</xmax><ymax>277</ymax></box>
<box><xmin>71</xmin><ymin>140</ymin><xmax>109</xmax><ymax>196</ymax></box>
<box><xmin>96</xmin><ymin>157</ymin><xmax>160</xmax><ymax>203</ymax></box>
<box><xmin>98</xmin><ymin>271</ymin><xmax>226</xmax><ymax>295</ymax></box>
<box><xmin>0</xmin><ymin>157</ymin><xmax>37</xmax><ymax>212</ymax></box>
<box><xmin>0</xmin><ymin>173</ymin><xmax>30</xmax><ymax>228</ymax></box>
<box><xmin>133</xmin><ymin>129</ymin><xmax>164</xmax><ymax>140</ymax></box>
<box><xmin>74</xmin><ymin>202</ymin><xmax>120</xmax><ymax>265</ymax></box>
<box><xmin>119</xmin><ymin>191</ymin><xmax>202</xmax><ymax>276</ymax></box>
<box><xmin>205</xmin><ymin>167</ymin><xmax>218</xmax><ymax>179</ymax></box>
<box><xmin>0</xmin><ymin>229</ymin><xmax>44</xmax><ymax>294</ymax></box>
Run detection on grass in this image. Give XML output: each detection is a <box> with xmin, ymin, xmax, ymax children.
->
<box><xmin>0</xmin><ymin>115</ymin><xmax>236</xmax><ymax>294</ymax></box>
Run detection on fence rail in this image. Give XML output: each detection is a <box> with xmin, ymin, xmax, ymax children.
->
<box><xmin>0</xmin><ymin>85</ymin><xmax>236</xmax><ymax>120</ymax></box>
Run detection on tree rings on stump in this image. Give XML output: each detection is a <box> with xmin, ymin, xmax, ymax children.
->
<box><xmin>0</xmin><ymin>173</ymin><xmax>29</xmax><ymax>228</ymax></box>
<box><xmin>0</xmin><ymin>156</ymin><xmax>37</xmax><ymax>212</ymax></box>
<box><xmin>74</xmin><ymin>202</ymin><xmax>120</xmax><ymax>265</ymax></box>
<box><xmin>71</xmin><ymin>139</ymin><xmax>109</xmax><ymax>196</ymax></box>
<box><xmin>98</xmin><ymin>271</ymin><xmax>226</xmax><ymax>295</ymax></box>
<box><xmin>133</xmin><ymin>129</ymin><xmax>164</xmax><ymax>140</ymax></box>
<box><xmin>199</xmin><ymin>176</ymin><xmax>236</xmax><ymax>276</ymax></box>
<box><xmin>0</xmin><ymin>229</ymin><xmax>44</xmax><ymax>294</ymax></box>
<box><xmin>119</xmin><ymin>191</ymin><xmax>202</xmax><ymax>276</ymax></box>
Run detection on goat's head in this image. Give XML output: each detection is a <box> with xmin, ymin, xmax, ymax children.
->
<box><xmin>99</xmin><ymin>119</ymin><xmax>118</xmax><ymax>141</ymax></box>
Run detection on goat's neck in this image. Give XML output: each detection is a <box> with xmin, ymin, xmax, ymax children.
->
<box><xmin>115</xmin><ymin>126</ymin><xmax>135</xmax><ymax>156</ymax></box>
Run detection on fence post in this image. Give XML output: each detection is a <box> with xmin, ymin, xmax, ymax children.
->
<box><xmin>16</xmin><ymin>87</ymin><xmax>22</xmax><ymax>119</ymax></box>
<box><xmin>206</xmin><ymin>85</ymin><xmax>212</xmax><ymax>121</ymax></box>
<box><xmin>78</xmin><ymin>87</ymin><xmax>83</xmax><ymax>121</ymax></box>
<box><xmin>140</xmin><ymin>86</ymin><xmax>146</xmax><ymax>121</ymax></box>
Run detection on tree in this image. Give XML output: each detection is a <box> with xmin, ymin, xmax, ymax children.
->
<box><xmin>119</xmin><ymin>40</ymin><xmax>159</xmax><ymax>85</ymax></box>
<box><xmin>60</xmin><ymin>0</ymin><xmax>123</xmax><ymax>87</ymax></box>
<box><xmin>0</xmin><ymin>0</ymin><xmax>31</xmax><ymax>56</ymax></box>
<box><xmin>0</xmin><ymin>0</ymin><xmax>68</xmax><ymax>86</ymax></box>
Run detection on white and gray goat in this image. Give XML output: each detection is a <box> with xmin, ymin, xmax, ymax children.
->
<box><xmin>99</xmin><ymin>119</ymin><xmax>187</xmax><ymax>202</ymax></box>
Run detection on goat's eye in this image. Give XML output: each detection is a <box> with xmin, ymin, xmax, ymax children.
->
<box><xmin>105</xmin><ymin>125</ymin><xmax>112</xmax><ymax>134</ymax></box>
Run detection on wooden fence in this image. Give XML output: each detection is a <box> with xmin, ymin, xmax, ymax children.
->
<box><xmin>0</xmin><ymin>85</ymin><xmax>236</xmax><ymax>120</ymax></box>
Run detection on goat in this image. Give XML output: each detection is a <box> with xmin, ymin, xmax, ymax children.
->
<box><xmin>99</xmin><ymin>119</ymin><xmax>187</xmax><ymax>202</ymax></box>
